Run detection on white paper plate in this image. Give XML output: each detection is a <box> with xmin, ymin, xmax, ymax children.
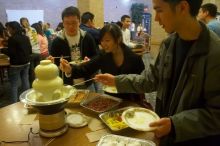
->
<box><xmin>102</xmin><ymin>85</ymin><xmax>117</xmax><ymax>94</ymax></box>
<box><xmin>66</xmin><ymin>112</ymin><xmax>88</xmax><ymax>128</ymax></box>
<box><xmin>122</xmin><ymin>107</ymin><xmax>160</xmax><ymax>131</ymax></box>
<box><xmin>69</xmin><ymin>60</ymin><xmax>85</xmax><ymax>65</ymax></box>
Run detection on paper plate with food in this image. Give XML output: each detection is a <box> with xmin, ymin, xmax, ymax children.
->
<box><xmin>122</xmin><ymin>107</ymin><xmax>160</xmax><ymax>131</ymax></box>
<box><xmin>69</xmin><ymin>60</ymin><xmax>85</xmax><ymax>65</ymax></box>
<box><xmin>99</xmin><ymin>107</ymin><xmax>134</xmax><ymax>131</ymax></box>
<box><xmin>102</xmin><ymin>85</ymin><xmax>117</xmax><ymax>94</ymax></box>
<box><xmin>67</xmin><ymin>90</ymin><xmax>89</xmax><ymax>106</ymax></box>
<box><xmin>80</xmin><ymin>94</ymin><xmax>122</xmax><ymax>113</ymax></box>
<box><xmin>66</xmin><ymin>112</ymin><xmax>88</xmax><ymax>128</ymax></box>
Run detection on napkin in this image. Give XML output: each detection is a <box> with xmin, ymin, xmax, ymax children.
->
<box><xmin>86</xmin><ymin>129</ymin><xmax>109</xmax><ymax>142</ymax></box>
<box><xmin>88</xmin><ymin>118</ymin><xmax>105</xmax><ymax>131</ymax></box>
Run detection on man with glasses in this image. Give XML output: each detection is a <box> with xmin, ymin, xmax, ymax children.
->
<box><xmin>50</xmin><ymin>6</ymin><xmax>98</xmax><ymax>90</ymax></box>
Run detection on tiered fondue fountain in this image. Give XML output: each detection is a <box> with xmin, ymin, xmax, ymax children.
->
<box><xmin>20</xmin><ymin>60</ymin><xmax>76</xmax><ymax>137</ymax></box>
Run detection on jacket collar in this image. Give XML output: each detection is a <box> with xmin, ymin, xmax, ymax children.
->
<box><xmin>165</xmin><ymin>22</ymin><xmax>210</xmax><ymax>58</ymax></box>
<box><xmin>188</xmin><ymin>22</ymin><xmax>210</xmax><ymax>57</ymax></box>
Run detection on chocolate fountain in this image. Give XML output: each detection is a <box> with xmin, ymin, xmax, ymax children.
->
<box><xmin>20</xmin><ymin>60</ymin><xmax>76</xmax><ymax>137</ymax></box>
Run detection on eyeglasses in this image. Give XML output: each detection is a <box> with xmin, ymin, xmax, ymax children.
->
<box><xmin>63</xmin><ymin>21</ymin><xmax>79</xmax><ymax>27</ymax></box>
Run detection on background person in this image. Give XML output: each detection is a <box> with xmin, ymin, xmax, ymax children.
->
<box><xmin>20</xmin><ymin>17</ymin><xmax>41</xmax><ymax>85</ymax></box>
<box><xmin>121</xmin><ymin>15</ymin><xmax>136</xmax><ymax>48</ymax></box>
<box><xmin>197</xmin><ymin>3</ymin><xmax>220</xmax><ymax>37</ymax></box>
<box><xmin>4</xmin><ymin>21</ymin><xmax>32</xmax><ymax>102</ymax></box>
<box><xmin>80</xmin><ymin>12</ymin><xmax>100</xmax><ymax>46</ymax></box>
<box><xmin>31</xmin><ymin>23</ymin><xmax>49</xmax><ymax>59</ymax></box>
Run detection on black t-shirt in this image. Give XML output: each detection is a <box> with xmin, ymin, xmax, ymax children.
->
<box><xmin>172</xmin><ymin>37</ymin><xmax>195</xmax><ymax>88</ymax></box>
<box><xmin>165</xmin><ymin>37</ymin><xmax>195</xmax><ymax>114</ymax></box>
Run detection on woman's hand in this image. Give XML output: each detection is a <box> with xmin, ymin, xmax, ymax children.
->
<box><xmin>149</xmin><ymin>118</ymin><xmax>172</xmax><ymax>138</ymax></box>
<box><xmin>94</xmin><ymin>73</ymin><xmax>116</xmax><ymax>86</ymax></box>
<box><xmin>83</xmin><ymin>56</ymin><xmax>90</xmax><ymax>62</ymax></box>
<box><xmin>47</xmin><ymin>55</ymin><xmax>54</xmax><ymax>63</ymax></box>
<box><xmin>60</xmin><ymin>58</ymin><xmax>72</xmax><ymax>74</ymax></box>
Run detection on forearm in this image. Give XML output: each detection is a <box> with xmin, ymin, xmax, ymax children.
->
<box><xmin>115</xmin><ymin>69</ymin><xmax>158</xmax><ymax>93</ymax></box>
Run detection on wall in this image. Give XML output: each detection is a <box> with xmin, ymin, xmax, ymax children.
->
<box><xmin>0</xmin><ymin>0</ymin><xmax>77</xmax><ymax>29</ymax></box>
<box><xmin>104</xmin><ymin>0</ymin><xmax>152</xmax><ymax>22</ymax></box>
<box><xmin>77</xmin><ymin>0</ymin><xmax>104</xmax><ymax>28</ymax></box>
<box><xmin>0</xmin><ymin>0</ymin><xmax>152</xmax><ymax>29</ymax></box>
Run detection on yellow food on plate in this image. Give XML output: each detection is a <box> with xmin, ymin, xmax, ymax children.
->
<box><xmin>103</xmin><ymin>86</ymin><xmax>117</xmax><ymax>93</ymax></box>
<box><xmin>105</xmin><ymin>115</ymin><xmax>128</xmax><ymax>130</ymax></box>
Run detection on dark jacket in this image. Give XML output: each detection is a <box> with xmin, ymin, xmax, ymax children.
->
<box><xmin>6</xmin><ymin>34</ymin><xmax>32</xmax><ymax>65</ymax></box>
<box><xmin>80</xmin><ymin>24</ymin><xmax>100</xmax><ymax>45</ymax></box>
<box><xmin>71</xmin><ymin>45</ymin><xmax>145</xmax><ymax>100</ymax></box>
<box><xmin>51</xmin><ymin>29</ymin><xmax>98</xmax><ymax>85</ymax></box>
<box><xmin>115</xmin><ymin>23</ymin><xmax>220</xmax><ymax>145</ymax></box>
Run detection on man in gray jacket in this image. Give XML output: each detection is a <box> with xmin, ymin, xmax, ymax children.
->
<box><xmin>95</xmin><ymin>0</ymin><xmax>220</xmax><ymax>146</ymax></box>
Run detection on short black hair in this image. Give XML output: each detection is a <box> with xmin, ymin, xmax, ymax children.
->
<box><xmin>163</xmin><ymin>0</ymin><xmax>203</xmax><ymax>17</ymax></box>
<box><xmin>100</xmin><ymin>23</ymin><xmax>124</xmax><ymax>47</ymax></box>
<box><xmin>7</xmin><ymin>21</ymin><xmax>24</xmax><ymax>35</ymax></box>
<box><xmin>201</xmin><ymin>3</ymin><xmax>217</xmax><ymax>17</ymax></box>
<box><xmin>81</xmin><ymin>12</ymin><xmax>94</xmax><ymax>24</ymax></box>
<box><xmin>121</xmin><ymin>15</ymin><xmax>131</xmax><ymax>22</ymax></box>
<box><xmin>31</xmin><ymin>23</ymin><xmax>44</xmax><ymax>36</ymax></box>
<box><xmin>62</xmin><ymin>6</ymin><xmax>80</xmax><ymax>20</ymax></box>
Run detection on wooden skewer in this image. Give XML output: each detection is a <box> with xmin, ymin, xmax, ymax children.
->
<box><xmin>53</xmin><ymin>56</ymin><xmax>70</xmax><ymax>59</ymax></box>
<box><xmin>72</xmin><ymin>78</ymin><xmax>94</xmax><ymax>87</ymax></box>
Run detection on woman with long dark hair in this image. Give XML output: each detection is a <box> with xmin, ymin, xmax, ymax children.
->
<box><xmin>31</xmin><ymin>23</ymin><xmax>49</xmax><ymax>58</ymax></box>
<box><xmin>60</xmin><ymin>24</ymin><xmax>145</xmax><ymax>104</ymax></box>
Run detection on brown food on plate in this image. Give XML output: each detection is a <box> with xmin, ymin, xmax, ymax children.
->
<box><xmin>85</xmin><ymin>97</ymin><xmax>118</xmax><ymax>112</ymax></box>
<box><xmin>69</xmin><ymin>91</ymin><xmax>87</xmax><ymax>103</ymax></box>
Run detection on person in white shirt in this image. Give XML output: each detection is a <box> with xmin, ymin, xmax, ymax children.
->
<box><xmin>121</xmin><ymin>15</ymin><xmax>146</xmax><ymax>55</ymax></box>
<box><xmin>121</xmin><ymin>15</ymin><xmax>136</xmax><ymax>48</ymax></box>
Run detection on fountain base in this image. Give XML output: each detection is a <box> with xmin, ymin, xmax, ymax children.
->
<box><xmin>38</xmin><ymin>110</ymin><xmax>68</xmax><ymax>137</ymax></box>
<box><xmin>39</xmin><ymin>124</ymin><xmax>68</xmax><ymax>137</ymax></box>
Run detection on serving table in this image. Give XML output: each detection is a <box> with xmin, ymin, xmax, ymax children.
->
<box><xmin>0</xmin><ymin>92</ymin><xmax>159</xmax><ymax>146</ymax></box>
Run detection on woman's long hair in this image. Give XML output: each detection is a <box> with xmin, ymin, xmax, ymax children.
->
<box><xmin>7</xmin><ymin>21</ymin><xmax>24</xmax><ymax>36</ymax></box>
<box><xmin>31</xmin><ymin>23</ymin><xmax>44</xmax><ymax>36</ymax></box>
<box><xmin>100</xmin><ymin>23</ymin><xmax>125</xmax><ymax>48</ymax></box>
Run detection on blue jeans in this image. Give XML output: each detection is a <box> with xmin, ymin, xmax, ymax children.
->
<box><xmin>8</xmin><ymin>64</ymin><xmax>30</xmax><ymax>102</ymax></box>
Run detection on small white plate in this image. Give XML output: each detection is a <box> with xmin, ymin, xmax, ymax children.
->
<box><xmin>69</xmin><ymin>60</ymin><xmax>85</xmax><ymax>65</ymax></box>
<box><xmin>66</xmin><ymin>112</ymin><xmax>88</xmax><ymax>128</ymax></box>
<box><xmin>102</xmin><ymin>86</ymin><xmax>117</xmax><ymax>94</ymax></box>
<box><xmin>122</xmin><ymin>107</ymin><xmax>160</xmax><ymax>131</ymax></box>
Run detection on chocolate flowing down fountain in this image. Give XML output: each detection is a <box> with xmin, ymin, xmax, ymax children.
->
<box><xmin>20</xmin><ymin>60</ymin><xmax>76</xmax><ymax>137</ymax></box>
